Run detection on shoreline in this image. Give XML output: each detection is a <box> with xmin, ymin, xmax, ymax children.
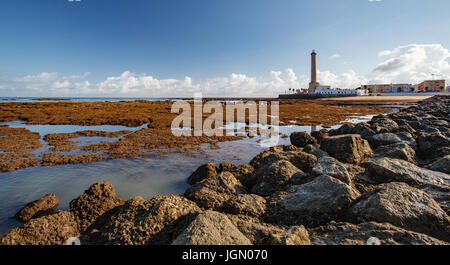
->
<box><xmin>1</xmin><ymin>96</ymin><xmax>449</xmax><ymax>245</ymax></box>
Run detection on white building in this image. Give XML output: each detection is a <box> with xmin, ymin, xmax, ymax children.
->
<box><xmin>315</xmin><ymin>88</ymin><xmax>368</xmax><ymax>96</ymax></box>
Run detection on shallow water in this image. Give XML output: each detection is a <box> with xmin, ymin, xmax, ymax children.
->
<box><xmin>0</xmin><ymin>114</ymin><xmax>376</xmax><ymax>236</ymax></box>
<box><xmin>1</xmin><ymin>120</ymin><xmax>148</xmax><ymax>135</ymax></box>
<box><xmin>0</xmin><ymin>97</ymin><xmax>187</xmax><ymax>103</ymax></box>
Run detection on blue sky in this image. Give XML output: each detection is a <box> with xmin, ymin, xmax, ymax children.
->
<box><xmin>1</xmin><ymin>0</ymin><xmax>450</xmax><ymax>97</ymax></box>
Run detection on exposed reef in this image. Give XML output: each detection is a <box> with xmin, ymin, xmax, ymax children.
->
<box><xmin>2</xmin><ymin>96</ymin><xmax>448</xmax><ymax>245</ymax></box>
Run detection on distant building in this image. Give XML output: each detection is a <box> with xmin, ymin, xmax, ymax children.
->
<box><xmin>447</xmin><ymin>86</ymin><xmax>450</xmax><ymax>93</ymax></box>
<box><xmin>361</xmin><ymin>84</ymin><xmax>391</xmax><ymax>94</ymax></box>
<box><xmin>361</xmin><ymin>83</ymin><xmax>413</xmax><ymax>94</ymax></box>
<box><xmin>315</xmin><ymin>88</ymin><xmax>368</xmax><ymax>96</ymax></box>
<box><xmin>417</xmin><ymin>80</ymin><xmax>446</xmax><ymax>93</ymax></box>
<box><xmin>390</xmin><ymin>84</ymin><xmax>414</xmax><ymax>93</ymax></box>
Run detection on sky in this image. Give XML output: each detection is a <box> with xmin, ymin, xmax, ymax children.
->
<box><xmin>1</xmin><ymin>0</ymin><xmax>450</xmax><ymax>97</ymax></box>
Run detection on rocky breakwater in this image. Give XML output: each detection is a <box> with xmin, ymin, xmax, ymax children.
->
<box><xmin>1</xmin><ymin>96</ymin><xmax>449</xmax><ymax>245</ymax></box>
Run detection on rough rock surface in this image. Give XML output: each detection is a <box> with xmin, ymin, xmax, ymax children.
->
<box><xmin>222</xmin><ymin>194</ymin><xmax>267</xmax><ymax>218</ymax></box>
<box><xmin>417</xmin><ymin>132</ymin><xmax>450</xmax><ymax>158</ymax></box>
<box><xmin>370</xmin><ymin>133</ymin><xmax>416</xmax><ymax>149</ymax></box>
<box><xmin>69</xmin><ymin>182</ymin><xmax>125</xmax><ymax>232</ymax></box>
<box><xmin>303</xmin><ymin>144</ymin><xmax>328</xmax><ymax>158</ymax></box>
<box><xmin>249</xmin><ymin>147</ymin><xmax>317</xmax><ymax>172</ymax></box>
<box><xmin>369</xmin><ymin>117</ymin><xmax>399</xmax><ymax>133</ymax></box>
<box><xmin>187</xmin><ymin>163</ymin><xmax>218</xmax><ymax>185</ymax></box>
<box><xmin>226</xmin><ymin>214</ymin><xmax>285</xmax><ymax>245</ymax></box>
<box><xmin>366</xmin><ymin>157</ymin><xmax>450</xmax><ymax>189</ymax></box>
<box><xmin>267</xmin><ymin>175</ymin><xmax>360</xmax><ymax>226</ymax></box>
<box><xmin>1</xmin><ymin>211</ymin><xmax>79</xmax><ymax>245</ymax></box>
<box><xmin>172</xmin><ymin>210</ymin><xmax>252</xmax><ymax>245</ymax></box>
<box><xmin>270</xmin><ymin>226</ymin><xmax>311</xmax><ymax>245</ymax></box>
<box><xmin>350</xmin><ymin>182</ymin><xmax>450</xmax><ymax>242</ymax></box>
<box><xmin>184</xmin><ymin>172</ymin><xmax>245</xmax><ymax>210</ymax></box>
<box><xmin>374</xmin><ymin>143</ymin><xmax>416</xmax><ymax>164</ymax></box>
<box><xmin>14</xmin><ymin>194</ymin><xmax>59</xmax><ymax>222</ymax></box>
<box><xmin>309</xmin><ymin>221</ymin><xmax>446</xmax><ymax>245</ymax></box>
<box><xmin>330</xmin><ymin>122</ymin><xmax>375</xmax><ymax>140</ymax></box>
<box><xmin>430</xmin><ymin>155</ymin><xmax>450</xmax><ymax>174</ymax></box>
<box><xmin>290</xmin><ymin>132</ymin><xmax>317</xmax><ymax>148</ymax></box>
<box><xmin>219</xmin><ymin>162</ymin><xmax>236</xmax><ymax>172</ymax></box>
<box><xmin>251</xmin><ymin>160</ymin><xmax>301</xmax><ymax>196</ymax></box>
<box><xmin>320</xmin><ymin>134</ymin><xmax>372</xmax><ymax>164</ymax></box>
<box><xmin>312</xmin><ymin>156</ymin><xmax>352</xmax><ymax>185</ymax></box>
<box><xmin>225</xmin><ymin>164</ymin><xmax>255</xmax><ymax>188</ymax></box>
<box><xmin>94</xmin><ymin>195</ymin><xmax>201</xmax><ymax>245</ymax></box>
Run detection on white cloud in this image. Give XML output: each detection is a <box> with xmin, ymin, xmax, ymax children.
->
<box><xmin>330</xmin><ymin>54</ymin><xmax>342</xmax><ymax>59</ymax></box>
<box><xmin>2</xmin><ymin>43</ymin><xmax>449</xmax><ymax>97</ymax></box>
<box><xmin>318</xmin><ymin>70</ymin><xmax>368</xmax><ymax>89</ymax></box>
<box><xmin>371</xmin><ymin>44</ymin><xmax>450</xmax><ymax>84</ymax></box>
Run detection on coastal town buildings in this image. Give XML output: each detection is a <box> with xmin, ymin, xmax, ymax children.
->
<box><xmin>361</xmin><ymin>84</ymin><xmax>414</xmax><ymax>94</ymax></box>
<box><xmin>315</xmin><ymin>88</ymin><xmax>368</xmax><ymax>96</ymax></box>
<box><xmin>417</xmin><ymin>80</ymin><xmax>446</xmax><ymax>93</ymax></box>
<box><xmin>281</xmin><ymin>50</ymin><xmax>448</xmax><ymax>99</ymax></box>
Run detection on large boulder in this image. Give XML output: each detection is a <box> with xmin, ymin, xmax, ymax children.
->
<box><xmin>225</xmin><ymin>164</ymin><xmax>255</xmax><ymax>188</ymax></box>
<box><xmin>184</xmin><ymin>172</ymin><xmax>245</xmax><ymax>210</ymax></box>
<box><xmin>267</xmin><ymin>175</ymin><xmax>360</xmax><ymax>226</ymax></box>
<box><xmin>350</xmin><ymin>182</ymin><xmax>450</xmax><ymax>242</ymax></box>
<box><xmin>312</xmin><ymin>156</ymin><xmax>352</xmax><ymax>185</ymax></box>
<box><xmin>309</xmin><ymin>221</ymin><xmax>446</xmax><ymax>245</ymax></box>
<box><xmin>14</xmin><ymin>194</ymin><xmax>59</xmax><ymax>222</ymax></box>
<box><xmin>365</xmin><ymin>157</ymin><xmax>450</xmax><ymax>188</ymax></box>
<box><xmin>69</xmin><ymin>182</ymin><xmax>125</xmax><ymax>232</ymax></box>
<box><xmin>187</xmin><ymin>163</ymin><xmax>218</xmax><ymax>185</ymax></box>
<box><xmin>222</xmin><ymin>194</ymin><xmax>267</xmax><ymax>218</ymax></box>
<box><xmin>329</xmin><ymin>124</ymin><xmax>355</xmax><ymax>136</ymax></box>
<box><xmin>369</xmin><ymin>117</ymin><xmax>399</xmax><ymax>133</ymax></box>
<box><xmin>226</xmin><ymin>214</ymin><xmax>285</xmax><ymax>245</ymax></box>
<box><xmin>365</xmin><ymin>157</ymin><xmax>450</xmax><ymax>212</ymax></box>
<box><xmin>430</xmin><ymin>155</ymin><xmax>450</xmax><ymax>174</ymax></box>
<box><xmin>249</xmin><ymin>147</ymin><xmax>317</xmax><ymax>172</ymax></box>
<box><xmin>370</xmin><ymin>133</ymin><xmax>416</xmax><ymax>149</ymax></box>
<box><xmin>270</xmin><ymin>226</ymin><xmax>311</xmax><ymax>245</ymax></box>
<box><xmin>290</xmin><ymin>132</ymin><xmax>317</xmax><ymax>148</ymax></box>
<box><xmin>95</xmin><ymin>195</ymin><xmax>201</xmax><ymax>245</ymax></box>
<box><xmin>330</xmin><ymin>123</ymin><xmax>375</xmax><ymax>140</ymax></box>
<box><xmin>417</xmin><ymin>132</ymin><xmax>450</xmax><ymax>160</ymax></box>
<box><xmin>219</xmin><ymin>162</ymin><xmax>236</xmax><ymax>172</ymax></box>
<box><xmin>251</xmin><ymin>160</ymin><xmax>301</xmax><ymax>196</ymax></box>
<box><xmin>303</xmin><ymin>144</ymin><xmax>328</xmax><ymax>158</ymax></box>
<box><xmin>172</xmin><ymin>210</ymin><xmax>252</xmax><ymax>245</ymax></box>
<box><xmin>373</xmin><ymin>143</ymin><xmax>416</xmax><ymax>164</ymax></box>
<box><xmin>0</xmin><ymin>211</ymin><xmax>80</xmax><ymax>245</ymax></box>
<box><xmin>320</xmin><ymin>134</ymin><xmax>372</xmax><ymax>164</ymax></box>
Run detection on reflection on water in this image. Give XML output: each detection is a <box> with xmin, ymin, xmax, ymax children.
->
<box><xmin>0</xmin><ymin>155</ymin><xmax>195</xmax><ymax>235</ymax></box>
<box><xmin>1</xmin><ymin>120</ymin><xmax>148</xmax><ymax>135</ymax></box>
<box><xmin>0</xmin><ymin>97</ymin><xmax>188</xmax><ymax>103</ymax></box>
<box><xmin>0</xmin><ymin>114</ymin><xmax>377</xmax><ymax>236</ymax></box>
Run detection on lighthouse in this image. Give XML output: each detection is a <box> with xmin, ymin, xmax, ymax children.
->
<box><xmin>308</xmin><ymin>50</ymin><xmax>319</xmax><ymax>94</ymax></box>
